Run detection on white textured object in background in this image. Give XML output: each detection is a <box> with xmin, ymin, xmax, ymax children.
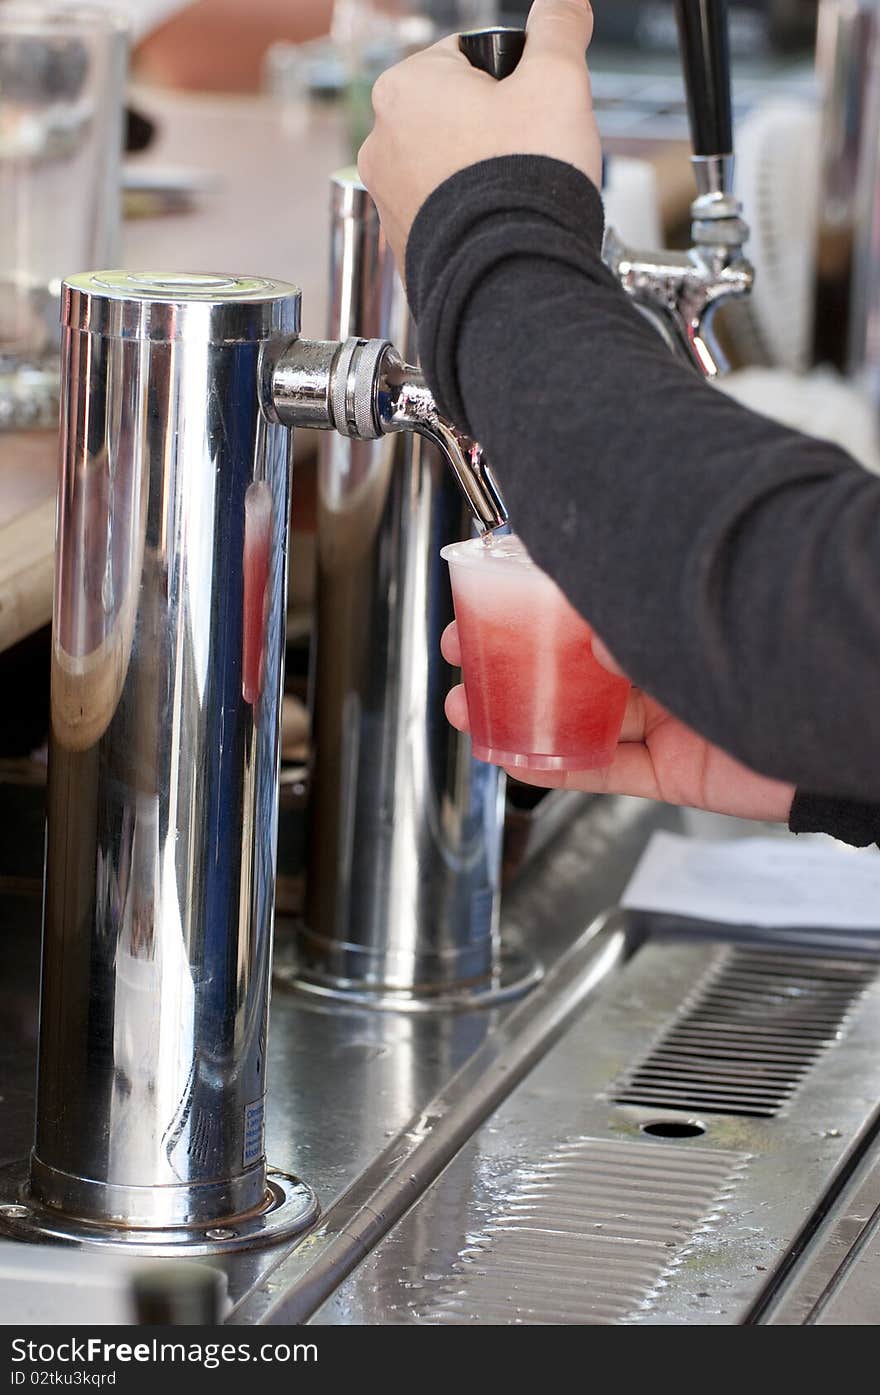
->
<box><xmin>0</xmin><ymin>1239</ymin><xmax>229</xmax><ymax>1324</ymax></box>
<box><xmin>721</xmin><ymin>366</ymin><xmax>880</xmax><ymax>475</ymax></box>
<box><xmin>734</xmin><ymin>98</ymin><xmax>820</xmax><ymax>372</ymax></box>
<box><xmin>603</xmin><ymin>157</ymin><xmax>661</xmax><ymax>252</ymax></box>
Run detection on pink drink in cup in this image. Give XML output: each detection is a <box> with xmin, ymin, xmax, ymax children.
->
<box><xmin>441</xmin><ymin>534</ymin><xmax>630</xmax><ymax>772</ymax></box>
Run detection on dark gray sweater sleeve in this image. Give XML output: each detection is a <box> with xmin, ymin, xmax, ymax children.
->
<box><xmin>405</xmin><ymin>155</ymin><xmax>880</xmax><ymax>820</ymax></box>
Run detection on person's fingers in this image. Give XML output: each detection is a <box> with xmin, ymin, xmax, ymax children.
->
<box><xmin>367</xmin><ymin>35</ymin><xmax>462</xmax><ymax>129</ymax></box>
<box><xmin>445</xmin><ymin>684</ymin><xmax>470</xmax><ymax>732</ymax></box>
<box><xmin>618</xmin><ymin>687</ymin><xmax>647</xmax><ymax>742</ymax></box>
<box><xmin>440</xmin><ymin>621</ymin><xmax>461</xmax><ymax>666</ymax></box>
<box><xmin>506</xmin><ymin>740</ymin><xmax>661</xmax><ymax>799</ymax></box>
<box><xmin>524</xmin><ymin>0</ymin><xmax>594</xmax><ymax>64</ymax></box>
<box><xmin>591</xmin><ymin>631</ymin><xmax>626</xmax><ymax>678</ymax></box>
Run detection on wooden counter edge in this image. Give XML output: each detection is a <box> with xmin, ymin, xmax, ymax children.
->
<box><xmin>0</xmin><ymin>496</ymin><xmax>56</xmax><ymax>653</ymax></box>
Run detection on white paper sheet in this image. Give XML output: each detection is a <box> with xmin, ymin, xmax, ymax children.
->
<box><xmin>621</xmin><ymin>831</ymin><xmax>880</xmax><ymax>931</ymax></box>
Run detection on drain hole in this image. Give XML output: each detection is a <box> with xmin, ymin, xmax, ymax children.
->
<box><xmin>641</xmin><ymin>1119</ymin><xmax>706</xmax><ymax>1139</ymax></box>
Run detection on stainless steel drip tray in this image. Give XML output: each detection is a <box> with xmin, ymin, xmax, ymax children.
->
<box><xmin>305</xmin><ymin>935</ymin><xmax>880</xmax><ymax>1326</ymax></box>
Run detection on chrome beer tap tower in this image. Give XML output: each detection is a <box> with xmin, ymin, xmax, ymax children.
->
<box><xmin>283</xmin><ymin>171</ymin><xmax>528</xmax><ymax>1008</ymax></box>
<box><xmin>0</xmin><ymin>268</ymin><xmax>506</xmax><ymax>1253</ymax></box>
<box><xmin>280</xmin><ymin>29</ymin><xmax>541</xmax><ymax>1013</ymax></box>
<box><xmin>0</xmin><ymin>3</ymin><xmax>750</xmax><ymax>1255</ymax></box>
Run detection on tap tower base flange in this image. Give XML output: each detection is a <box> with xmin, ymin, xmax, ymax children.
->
<box><xmin>0</xmin><ymin>1162</ymin><xmax>319</xmax><ymax>1257</ymax></box>
<box><xmin>274</xmin><ymin>940</ymin><xmax>542</xmax><ymax>1014</ymax></box>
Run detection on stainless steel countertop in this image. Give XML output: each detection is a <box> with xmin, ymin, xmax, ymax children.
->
<box><xmin>3</xmin><ymin>793</ymin><xmax>880</xmax><ymax>1324</ymax></box>
<box><xmin>310</xmin><ymin>934</ymin><xmax>880</xmax><ymax>1325</ymax></box>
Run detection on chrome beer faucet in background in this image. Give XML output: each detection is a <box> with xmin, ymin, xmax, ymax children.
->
<box><xmin>605</xmin><ymin>0</ymin><xmax>753</xmax><ymax>377</ymax></box>
<box><xmin>427</xmin><ymin>7</ymin><xmax>753</xmax><ymax>381</ymax></box>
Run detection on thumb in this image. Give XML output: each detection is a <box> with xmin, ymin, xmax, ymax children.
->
<box><xmin>524</xmin><ymin>0</ymin><xmax>594</xmax><ymax>63</ymax></box>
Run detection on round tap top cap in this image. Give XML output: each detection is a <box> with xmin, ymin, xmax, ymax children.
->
<box><xmin>62</xmin><ymin>270</ymin><xmax>302</xmax><ymax>343</ymax></box>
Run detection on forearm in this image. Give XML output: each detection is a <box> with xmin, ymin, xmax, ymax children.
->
<box><xmin>407</xmin><ymin>156</ymin><xmax>880</xmax><ymax>804</ymax></box>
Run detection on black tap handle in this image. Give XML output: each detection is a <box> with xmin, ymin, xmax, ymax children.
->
<box><xmin>459</xmin><ymin>27</ymin><xmax>527</xmax><ymax>80</ymax></box>
<box><xmin>673</xmin><ymin>0</ymin><xmax>734</xmax><ymax>157</ymax></box>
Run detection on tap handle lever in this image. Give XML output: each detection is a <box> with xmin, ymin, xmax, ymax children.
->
<box><xmin>674</xmin><ymin>0</ymin><xmax>734</xmax><ymax>165</ymax></box>
<box><xmin>459</xmin><ymin>26</ymin><xmax>526</xmax><ymax>79</ymax></box>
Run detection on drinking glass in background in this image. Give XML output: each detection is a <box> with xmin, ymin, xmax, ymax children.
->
<box><xmin>332</xmin><ymin>1</ymin><xmax>434</xmax><ymax>154</ymax></box>
<box><xmin>442</xmin><ymin>535</ymin><xmax>631</xmax><ymax>773</ymax></box>
<box><xmin>263</xmin><ymin>41</ymin><xmax>313</xmax><ymax>138</ymax></box>
<box><xmin>0</xmin><ymin>5</ymin><xmax>127</xmax><ymax>430</ymax></box>
<box><xmin>264</xmin><ymin>3</ymin><xmax>503</xmax><ymax>154</ymax></box>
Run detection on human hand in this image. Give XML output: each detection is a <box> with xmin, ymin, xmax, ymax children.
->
<box><xmin>358</xmin><ymin>0</ymin><xmax>602</xmax><ymax>270</ymax></box>
<box><xmin>441</xmin><ymin>623</ymin><xmax>796</xmax><ymax>822</ymax></box>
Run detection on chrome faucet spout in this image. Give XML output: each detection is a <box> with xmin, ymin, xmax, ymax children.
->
<box><xmin>269</xmin><ymin>336</ymin><xmax>509</xmax><ymax>534</ymax></box>
<box><xmin>376</xmin><ymin>349</ymin><xmax>508</xmax><ymax>535</ymax></box>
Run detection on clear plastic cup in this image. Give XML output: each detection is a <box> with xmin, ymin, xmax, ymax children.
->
<box><xmin>441</xmin><ymin>533</ymin><xmax>630</xmax><ymax>772</ymax></box>
<box><xmin>0</xmin><ymin>5</ymin><xmax>128</xmax><ymax>429</ymax></box>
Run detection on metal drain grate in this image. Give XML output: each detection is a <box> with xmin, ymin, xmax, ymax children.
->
<box><xmin>613</xmin><ymin>948</ymin><xmax>877</xmax><ymax>1119</ymax></box>
<box><xmin>419</xmin><ymin>1137</ymin><xmax>747</xmax><ymax>1325</ymax></box>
